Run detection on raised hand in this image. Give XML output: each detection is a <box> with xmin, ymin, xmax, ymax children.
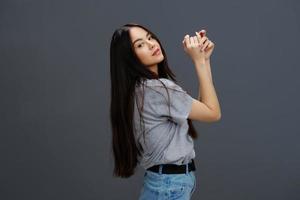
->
<box><xmin>182</xmin><ymin>34</ymin><xmax>205</xmax><ymax>62</ymax></box>
<box><xmin>197</xmin><ymin>30</ymin><xmax>215</xmax><ymax>61</ymax></box>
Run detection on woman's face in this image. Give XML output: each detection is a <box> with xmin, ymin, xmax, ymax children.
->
<box><xmin>129</xmin><ymin>27</ymin><xmax>164</xmax><ymax>69</ymax></box>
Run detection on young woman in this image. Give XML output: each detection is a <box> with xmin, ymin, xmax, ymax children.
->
<box><xmin>109</xmin><ymin>23</ymin><xmax>221</xmax><ymax>199</ymax></box>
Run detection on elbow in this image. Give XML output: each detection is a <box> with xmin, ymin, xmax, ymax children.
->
<box><xmin>206</xmin><ymin>112</ymin><xmax>221</xmax><ymax>123</ymax></box>
<box><xmin>214</xmin><ymin>112</ymin><xmax>222</xmax><ymax>121</ymax></box>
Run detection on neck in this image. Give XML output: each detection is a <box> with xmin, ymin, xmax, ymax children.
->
<box><xmin>148</xmin><ymin>64</ymin><xmax>158</xmax><ymax>75</ymax></box>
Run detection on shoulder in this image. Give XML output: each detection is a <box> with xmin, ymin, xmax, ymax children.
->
<box><xmin>140</xmin><ymin>78</ymin><xmax>185</xmax><ymax>92</ymax></box>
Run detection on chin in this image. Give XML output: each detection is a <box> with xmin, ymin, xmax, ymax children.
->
<box><xmin>155</xmin><ymin>55</ymin><xmax>164</xmax><ymax>63</ymax></box>
<box><xmin>150</xmin><ymin>60</ymin><xmax>164</xmax><ymax>66</ymax></box>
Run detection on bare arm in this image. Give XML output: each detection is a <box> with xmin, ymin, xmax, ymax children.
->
<box><xmin>189</xmin><ymin>58</ymin><xmax>221</xmax><ymax>122</ymax></box>
<box><xmin>182</xmin><ymin>31</ymin><xmax>221</xmax><ymax>122</ymax></box>
<box><xmin>197</xmin><ymin>59</ymin><xmax>213</xmax><ymax>99</ymax></box>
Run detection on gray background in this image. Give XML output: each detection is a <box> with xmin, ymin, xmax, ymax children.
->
<box><xmin>1</xmin><ymin>0</ymin><xmax>299</xmax><ymax>199</ymax></box>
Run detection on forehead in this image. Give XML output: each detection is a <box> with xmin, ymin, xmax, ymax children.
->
<box><xmin>129</xmin><ymin>27</ymin><xmax>148</xmax><ymax>41</ymax></box>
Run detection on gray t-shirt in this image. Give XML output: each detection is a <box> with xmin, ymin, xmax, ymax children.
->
<box><xmin>133</xmin><ymin>78</ymin><xmax>195</xmax><ymax>170</ymax></box>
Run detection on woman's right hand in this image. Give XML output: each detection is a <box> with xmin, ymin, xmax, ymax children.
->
<box><xmin>182</xmin><ymin>30</ymin><xmax>210</xmax><ymax>63</ymax></box>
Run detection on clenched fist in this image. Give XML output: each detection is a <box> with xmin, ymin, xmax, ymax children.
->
<box><xmin>182</xmin><ymin>30</ymin><xmax>215</xmax><ymax>62</ymax></box>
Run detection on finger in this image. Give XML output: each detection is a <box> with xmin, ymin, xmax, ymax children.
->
<box><xmin>205</xmin><ymin>40</ymin><xmax>214</xmax><ymax>50</ymax></box>
<box><xmin>182</xmin><ymin>35</ymin><xmax>187</xmax><ymax>47</ymax></box>
<box><xmin>195</xmin><ymin>32</ymin><xmax>202</xmax><ymax>45</ymax></box>
<box><xmin>200</xmin><ymin>36</ymin><xmax>208</xmax><ymax>45</ymax></box>
<box><xmin>182</xmin><ymin>37</ymin><xmax>188</xmax><ymax>50</ymax></box>
<box><xmin>194</xmin><ymin>36</ymin><xmax>200</xmax><ymax>47</ymax></box>
<box><xmin>190</xmin><ymin>36</ymin><xmax>196</xmax><ymax>47</ymax></box>
<box><xmin>198</xmin><ymin>29</ymin><xmax>206</xmax><ymax>37</ymax></box>
<box><xmin>195</xmin><ymin>33</ymin><xmax>203</xmax><ymax>49</ymax></box>
<box><xmin>202</xmin><ymin>39</ymin><xmax>210</xmax><ymax>51</ymax></box>
<box><xmin>182</xmin><ymin>34</ymin><xmax>189</xmax><ymax>43</ymax></box>
<box><xmin>194</xmin><ymin>36</ymin><xmax>200</xmax><ymax>48</ymax></box>
<box><xmin>182</xmin><ymin>42</ymin><xmax>187</xmax><ymax>51</ymax></box>
<box><xmin>202</xmin><ymin>37</ymin><xmax>209</xmax><ymax>46</ymax></box>
<box><xmin>183</xmin><ymin>34</ymin><xmax>190</xmax><ymax>47</ymax></box>
<box><xmin>206</xmin><ymin>40</ymin><xmax>212</xmax><ymax>48</ymax></box>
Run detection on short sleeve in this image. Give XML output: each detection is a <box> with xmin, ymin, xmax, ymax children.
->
<box><xmin>144</xmin><ymin>79</ymin><xmax>194</xmax><ymax>124</ymax></box>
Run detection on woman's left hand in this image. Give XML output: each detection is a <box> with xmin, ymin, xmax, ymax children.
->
<box><xmin>198</xmin><ymin>30</ymin><xmax>215</xmax><ymax>61</ymax></box>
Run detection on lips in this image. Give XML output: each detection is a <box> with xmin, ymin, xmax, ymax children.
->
<box><xmin>152</xmin><ymin>48</ymin><xmax>160</xmax><ymax>56</ymax></box>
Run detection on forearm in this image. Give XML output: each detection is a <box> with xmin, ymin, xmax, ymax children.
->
<box><xmin>194</xmin><ymin>59</ymin><xmax>221</xmax><ymax>115</ymax></box>
<box><xmin>196</xmin><ymin>59</ymin><xmax>212</xmax><ymax>100</ymax></box>
<box><xmin>205</xmin><ymin>59</ymin><xmax>213</xmax><ymax>82</ymax></box>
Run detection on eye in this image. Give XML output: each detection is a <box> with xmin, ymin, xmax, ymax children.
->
<box><xmin>137</xmin><ymin>42</ymin><xmax>144</xmax><ymax>48</ymax></box>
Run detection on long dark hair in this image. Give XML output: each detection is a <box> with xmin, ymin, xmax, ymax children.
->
<box><xmin>109</xmin><ymin>23</ymin><xmax>198</xmax><ymax>178</ymax></box>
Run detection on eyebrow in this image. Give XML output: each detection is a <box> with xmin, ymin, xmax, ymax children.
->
<box><xmin>132</xmin><ymin>32</ymin><xmax>151</xmax><ymax>46</ymax></box>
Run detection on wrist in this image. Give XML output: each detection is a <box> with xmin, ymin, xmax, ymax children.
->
<box><xmin>193</xmin><ymin>60</ymin><xmax>207</xmax><ymax>69</ymax></box>
<box><xmin>193</xmin><ymin>58</ymin><xmax>206</xmax><ymax>65</ymax></box>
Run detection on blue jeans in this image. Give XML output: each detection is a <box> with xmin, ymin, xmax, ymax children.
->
<box><xmin>138</xmin><ymin>164</ymin><xmax>196</xmax><ymax>200</ymax></box>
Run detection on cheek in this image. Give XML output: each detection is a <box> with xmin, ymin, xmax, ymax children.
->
<box><xmin>135</xmin><ymin>50</ymin><xmax>151</xmax><ymax>63</ymax></box>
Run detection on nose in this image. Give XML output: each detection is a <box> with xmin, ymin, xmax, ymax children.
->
<box><xmin>147</xmin><ymin>40</ymin><xmax>155</xmax><ymax>49</ymax></box>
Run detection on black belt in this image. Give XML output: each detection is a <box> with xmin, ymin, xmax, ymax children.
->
<box><xmin>146</xmin><ymin>159</ymin><xmax>196</xmax><ymax>174</ymax></box>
